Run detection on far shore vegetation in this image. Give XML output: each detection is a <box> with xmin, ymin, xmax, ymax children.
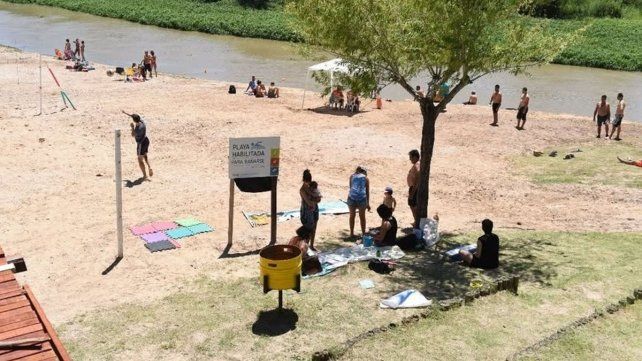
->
<box><xmin>3</xmin><ymin>0</ymin><xmax>641</xmax><ymax>71</ymax></box>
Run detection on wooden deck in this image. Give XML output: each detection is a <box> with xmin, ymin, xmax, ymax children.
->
<box><xmin>0</xmin><ymin>246</ymin><xmax>71</xmax><ymax>361</ymax></box>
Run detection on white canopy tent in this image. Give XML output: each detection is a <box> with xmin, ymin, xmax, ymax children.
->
<box><xmin>301</xmin><ymin>58</ymin><xmax>351</xmax><ymax>109</ymax></box>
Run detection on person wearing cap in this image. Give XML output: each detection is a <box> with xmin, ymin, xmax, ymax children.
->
<box><xmin>122</xmin><ymin>110</ymin><xmax>153</xmax><ymax>180</ymax></box>
<box><xmin>347</xmin><ymin>166</ymin><xmax>370</xmax><ymax>239</ymax></box>
<box><xmin>382</xmin><ymin>186</ymin><xmax>396</xmax><ymax>213</ymax></box>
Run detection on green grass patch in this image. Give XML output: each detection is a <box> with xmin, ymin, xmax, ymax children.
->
<box><xmin>511</xmin><ymin>143</ymin><xmax>642</xmax><ymax>188</ymax></box>
<box><xmin>58</xmin><ymin>231</ymin><xmax>642</xmax><ymax>360</ymax></box>
<box><xmin>519</xmin><ymin>302</ymin><xmax>642</xmax><ymax>361</ymax></box>
<box><xmin>342</xmin><ymin>231</ymin><xmax>642</xmax><ymax>360</ymax></box>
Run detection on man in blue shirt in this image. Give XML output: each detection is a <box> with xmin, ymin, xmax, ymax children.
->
<box><xmin>122</xmin><ymin>110</ymin><xmax>153</xmax><ymax>181</ymax></box>
<box><xmin>245</xmin><ymin>75</ymin><xmax>257</xmax><ymax>95</ymax></box>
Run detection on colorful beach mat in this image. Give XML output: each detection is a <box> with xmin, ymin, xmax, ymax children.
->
<box><xmin>131</xmin><ymin>217</ymin><xmax>214</xmax><ymax>253</ymax></box>
<box><xmin>243</xmin><ymin>200</ymin><xmax>350</xmax><ymax>227</ymax></box>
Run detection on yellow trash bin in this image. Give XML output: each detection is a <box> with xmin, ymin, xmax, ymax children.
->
<box><xmin>259</xmin><ymin>245</ymin><xmax>302</xmax><ymax>292</ymax></box>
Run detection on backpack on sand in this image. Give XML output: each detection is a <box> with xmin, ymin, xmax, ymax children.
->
<box><xmin>228</xmin><ymin>85</ymin><xmax>236</xmax><ymax>94</ymax></box>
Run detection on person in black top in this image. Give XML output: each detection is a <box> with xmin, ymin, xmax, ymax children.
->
<box><xmin>373</xmin><ymin>204</ymin><xmax>398</xmax><ymax>247</ymax></box>
<box><xmin>122</xmin><ymin>110</ymin><xmax>153</xmax><ymax>181</ymax></box>
<box><xmin>460</xmin><ymin>219</ymin><xmax>499</xmax><ymax>269</ymax></box>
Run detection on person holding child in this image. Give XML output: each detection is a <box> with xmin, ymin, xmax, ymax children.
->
<box><xmin>300</xmin><ymin>169</ymin><xmax>321</xmax><ymax>250</ymax></box>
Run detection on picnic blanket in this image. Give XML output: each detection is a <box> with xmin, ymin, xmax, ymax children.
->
<box><xmin>302</xmin><ymin>245</ymin><xmax>406</xmax><ymax>278</ymax></box>
<box><xmin>445</xmin><ymin>244</ymin><xmax>477</xmax><ymax>262</ymax></box>
<box><xmin>243</xmin><ymin>200</ymin><xmax>350</xmax><ymax>227</ymax></box>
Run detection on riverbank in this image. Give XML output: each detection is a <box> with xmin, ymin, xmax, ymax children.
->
<box><xmin>3</xmin><ymin>0</ymin><xmax>642</xmax><ymax>71</ymax></box>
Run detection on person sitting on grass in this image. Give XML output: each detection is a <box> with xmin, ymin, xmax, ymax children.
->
<box><xmin>460</xmin><ymin>219</ymin><xmax>499</xmax><ymax>269</ymax></box>
<box><xmin>288</xmin><ymin>226</ymin><xmax>322</xmax><ymax>275</ymax></box>
<box><xmin>267</xmin><ymin>82</ymin><xmax>280</xmax><ymax>98</ymax></box>
<box><xmin>329</xmin><ymin>86</ymin><xmax>344</xmax><ymax>109</ymax></box>
<box><xmin>372</xmin><ymin>204</ymin><xmax>398</xmax><ymax>247</ymax></box>
<box><xmin>617</xmin><ymin>156</ymin><xmax>642</xmax><ymax>168</ymax></box>
<box><xmin>288</xmin><ymin>226</ymin><xmax>312</xmax><ymax>258</ymax></box>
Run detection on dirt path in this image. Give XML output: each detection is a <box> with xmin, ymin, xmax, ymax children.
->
<box><xmin>1</xmin><ymin>47</ymin><xmax>640</xmax><ymax>324</ymax></box>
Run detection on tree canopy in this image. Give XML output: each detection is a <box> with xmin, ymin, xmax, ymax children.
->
<box><xmin>288</xmin><ymin>0</ymin><xmax>570</xmax><ymax>222</ymax></box>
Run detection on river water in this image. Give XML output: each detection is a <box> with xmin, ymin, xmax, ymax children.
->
<box><xmin>1</xmin><ymin>1</ymin><xmax>640</xmax><ymax>121</ymax></box>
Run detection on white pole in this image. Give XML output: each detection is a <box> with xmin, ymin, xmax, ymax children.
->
<box><xmin>301</xmin><ymin>70</ymin><xmax>309</xmax><ymax>109</ymax></box>
<box><xmin>115</xmin><ymin>129</ymin><xmax>124</xmax><ymax>258</ymax></box>
<box><xmin>37</xmin><ymin>54</ymin><xmax>42</xmax><ymax>116</ymax></box>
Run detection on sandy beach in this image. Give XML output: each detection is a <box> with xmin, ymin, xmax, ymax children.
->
<box><xmin>1</xmin><ymin>47</ymin><xmax>641</xmax><ymax>325</ymax></box>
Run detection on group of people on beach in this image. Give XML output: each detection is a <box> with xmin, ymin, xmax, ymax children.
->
<box><xmin>458</xmin><ymin>84</ymin><xmax>628</xmax><ymax>140</ymax></box>
<box><xmin>127</xmin><ymin>50</ymin><xmax>158</xmax><ymax>81</ymax></box>
<box><xmin>593</xmin><ymin>93</ymin><xmax>627</xmax><ymax>140</ymax></box>
<box><xmin>328</xmin><ymin>86</ymin><xmax>361</xmax><ymax>112</ymax></box>
<box><xmin>60</xmin><ymin>38</ymin><xmax>86</xmax><ymax>61</ymax></box>
<box><xmin>292</xmin><ymin>148</ymin><xmax>499</xmax><ymax>271</ymax></box>
<box><xmin>244</xmin><ymin>75</ymin><xmax>280</xmax><ymax>98</ymax></box>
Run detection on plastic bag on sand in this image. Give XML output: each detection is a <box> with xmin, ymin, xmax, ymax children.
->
<box><xmin>379</xmin><ymin>289</ymin><xmax>432</xmax><ymax>309</ymax></box>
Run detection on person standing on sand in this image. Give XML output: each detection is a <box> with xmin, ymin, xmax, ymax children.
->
<box><xmin>122</xmin><ymin>110</ymin><xmax>153</xmax><ymax>180</ymax></box>
<box><xmin>64</xmin><ymin>39</ymin><xmax>73</xmax><ymax>60</ymax></box>
<box><xmin>150</xmin><ymin>50</ymin><xmax>158</xmax><ymax>77</ymax></box>
<box><xmin>74</xmin><ymin>38</ymin><xmax>80</xmax><ymax>58</ymax></box>
<box><xmin>407</xmin><ymin>149</ymin><xmax>421</xmax><ymax>228</ymax></box>
<box><xmin>593</xmin><ymin>95</ymin><xmax>610</xmax><ymax>138</ymax></box>
<box><xmin>143</xmin><ymin>51</ymin><xmax>153</xmax><ymax>79</ymax></box>
<box><xmin>347</xmin><ymin>166</ymin><xmax>370</xmax><ymax>239</ymax></box>
<box><xmin>516</xmin><ymin>87</ymin><xmax>530</xmax><ymax>130</ymax></box>
<box><xmin>489</xmin><ymin>84</ymin><xmax>502</xmax><ymax>126</ymax></box>
<box><xmin>80</xmin><ymin>40</ymin><xmax>86</xmax><ymax>61</ymax></box>
<box><xmin>610</xmin><ymin>93</ymin><xmax>625</xmax><ymax>141</ymax></box>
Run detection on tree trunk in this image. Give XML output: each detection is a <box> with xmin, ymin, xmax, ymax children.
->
<box><xmin>416</xmin><ymin>98</ymin><xmax>439</xmax><ymax>220</ymax></box>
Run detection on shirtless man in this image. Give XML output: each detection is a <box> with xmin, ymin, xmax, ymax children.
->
<box><xmin>516</xmin><ymin>87</ymin><xmax>530</xmax><ymax>130</ymax></box>
<box><xmin>610</xmin><ymin>93</ymin><xmax>625</xmax><ymax>141</ymax></box>
<box><xmin>74</xmin><ymin>39</ymin><xmax>80</xmax><ymax>58</ymax></box>
<box><xmin>407</xmin><ymin>149</ymin><xmax>421</xmax><ymax>228</ymax></box>
<box><xmin>489</xmin><ymin>84</ymin><xmax>502</xmax><ymax>126</ymax></box>
<box><xmin>143</xmin><ymin>51</ymin><xmax>153</xmax><ymax>79</ymax></box>
<box><xmin>464</xmin><ymin>91</ymin><xmax>477</xmax><ymax>105</ymax></box>
<box><xmin>593</xmin><ymin>95</ymin><xmax>610</xmax><ymax>138</ymax></box>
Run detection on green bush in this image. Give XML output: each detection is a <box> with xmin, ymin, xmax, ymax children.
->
<box><xmin>520</xmin><ymin>0</ymin><xmax>625</xmax><ymax>18</ymax></box>
<box><xmin>588</xmin><ymin>0</ymin><xmax>623</xmax><ymax>17</ymax></box>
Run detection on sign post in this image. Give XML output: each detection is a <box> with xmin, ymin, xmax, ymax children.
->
<box><xmin>228</xmin><ymin>137</ymin><xmax>280</xmax><ymax>250</ymax></box>
<box><xmin>115</xmin><ymin>130</ymin><xmax>124</xmax><ymax>258</ymax></box>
